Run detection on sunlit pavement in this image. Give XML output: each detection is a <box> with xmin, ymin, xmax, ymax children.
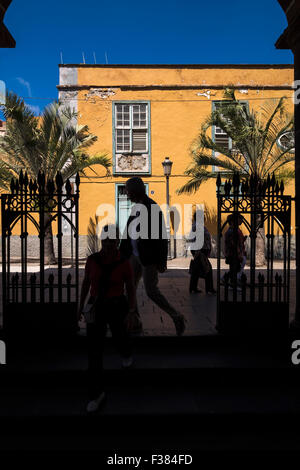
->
<box><xmin>0</xmin><ymin>257</ymin><xmax>296</xmax><ymax>334</ymax></box>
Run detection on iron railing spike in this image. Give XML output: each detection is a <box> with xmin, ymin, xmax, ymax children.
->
<box><xmin>19</xmin><ymin>169</ymin><xmax>24</xmax><ymax>186</ymax></box>
<box><xmin>66</xmin><ymin>178</ymin><xmax>72</xmax><ymax>195</ymax></box>
<box><xmin>280</xmin><ymin>180</ymin><xmax>284</xmax><ymax>195</ymax></box>
<box><xmin>75</xmin><ymin>172</ymin><xmax>80</xmax><ymax>188</ymax></box>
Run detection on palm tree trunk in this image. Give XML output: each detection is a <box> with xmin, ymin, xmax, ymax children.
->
<box><xmin>44</xmin><ymin>213</ymin><xmax>57</xmax><ymax>265</ymax></box>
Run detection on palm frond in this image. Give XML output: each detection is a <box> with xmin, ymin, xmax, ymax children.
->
<box><xmin>86</xmin><ymin>215</ymin><xmax>101</xmax><ymax>255</ymax></box>
<box><xmin>177</xmin><ymin>86</ymin><xmax>295</xmax><ymax>195</ymax></box>
<box><xmin>0</xmin><ymin>92</ymin><xmax>111</xmax><ymax>186</ymax></box>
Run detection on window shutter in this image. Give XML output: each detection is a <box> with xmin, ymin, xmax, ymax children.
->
<box><xmin>215</xmin><ymin>127</ymin><xmax>230</xmax><ymax>150</ymax></box>
<box><xmin>132</xmin><ymin>130</ymin><xmax>147</xmax><ymax>152</ymax></box>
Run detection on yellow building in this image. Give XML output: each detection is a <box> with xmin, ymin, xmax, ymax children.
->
<box><xmin>57</xmin><ymin>64</ymin><xmax>294</xmax><ymax>257</ymax></box>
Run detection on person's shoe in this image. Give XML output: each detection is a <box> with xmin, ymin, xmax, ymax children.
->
<box><xmin>122</xmin><ymin>356</ymin><xmax>134</xmax><ymax>368</ymax></box>
<box><xmin>206</xmin><ymin>289</ymin><xmax>217</xmax><ymax>295</ymax></box>
<box><xmin>173</xmin><ymin>315</ymin><xmax>186</xmax><ymax>336</ymax></box>
<box><xmin>86</xmin><ymin>392</ymin><xmax>106</xmax><ymax>413</ymax></box>
<box><xmin>189</xmin><ymin>288</ymin><xmax>202</xmax><ymax>293</ymax></box>
<box><xmin>229</xmin><ymin>286</ymin><xmax>242</xmax><ymax>292</ymax></box>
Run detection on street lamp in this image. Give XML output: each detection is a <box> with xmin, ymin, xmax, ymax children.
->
<box><xmin>162</xmin><ymin>156</ymin><xmax>173</xmax><ymax>259</ymax></box>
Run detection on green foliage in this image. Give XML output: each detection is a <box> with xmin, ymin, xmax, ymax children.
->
<box><xmin>0</xmin><ymin>92</ymin><xmax>111</xmax><ymax>190</ymax></box>
<box><xmin>87</xmin><ymin>215</ymin><xmax>101</xmax><ymax>256</ymax></box>
<box><xmin>177</xmin><ymin>89</ymin><xmax>294</xmax><ymax>195</ymax></box>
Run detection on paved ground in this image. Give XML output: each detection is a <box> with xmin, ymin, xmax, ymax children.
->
<box><xmin>0</xmin><ymin>257</ymin><xmax>296</xmax><ymax>335</ymax></box>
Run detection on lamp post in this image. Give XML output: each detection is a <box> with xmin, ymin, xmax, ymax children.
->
<box><xmin>162</xmin><ymin>156</ymin><xmax>173</xmax><ymax>259</ymax></box>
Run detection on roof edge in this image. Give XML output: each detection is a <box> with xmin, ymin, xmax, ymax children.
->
<box><xmin>58</xmin><ymin>63</ymin><xmax>294</xmax><ymax>69</ymax></box>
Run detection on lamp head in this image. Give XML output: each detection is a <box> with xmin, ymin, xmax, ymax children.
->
<box><xmin>162</xmin><ymin>157</ymin><xmax>173</xmax><ymax>176</ymax></box>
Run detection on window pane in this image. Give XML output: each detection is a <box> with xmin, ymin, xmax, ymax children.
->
<box><xmin>132</xmin><ymin>104</ymin><xmax>147</xmax><ymax>128</ymax></box>
<box><xmin>116</xmin><ymin>129</ymin><xmax>130</xmax><ymax>152</ymax></box>
<box><xmin>116</xmin><ymin>105</ymin><xmax>130</xmax><ymax>128</ymax></box>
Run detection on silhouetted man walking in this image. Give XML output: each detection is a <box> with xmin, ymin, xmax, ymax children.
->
<box><xmin>120</xmin><ymin>177</ymin><xmax>186</xmax><ymax>336</ymax></box>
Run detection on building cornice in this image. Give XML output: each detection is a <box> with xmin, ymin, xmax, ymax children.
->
<box><xmin>57</xmin><ymin>84</ymin><xmax>294</xmax><ymax>92</ymax></box>
<box><xmin>58</xmin><ymin>63</ymin><xmax>294</xmax><ymax>69</ymax></box>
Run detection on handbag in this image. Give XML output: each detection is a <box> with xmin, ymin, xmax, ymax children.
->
<box><xmin>191</xmin><ymin>250</ymin><xmax>211</xmax><ymax>278</ymax></box>
<box><xmin>82</xmin><ymin>296</ymin><xmax>98</xmax><ymax>323</ymax></box>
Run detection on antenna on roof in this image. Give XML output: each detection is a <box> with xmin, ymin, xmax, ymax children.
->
<box><xmin>60</xmin><ymin>52</ymin><xmax>64</xmax><ymax>64</ymax></box>
<box><xmin>105</xmin><ymin>51</ymin><xmax>108</xmax><ymax>64</ymax></box>
<box><xmin>82</xmin><ymin>52</ymin><xmax>86</xmax><ymax>64</ymax></box>
<box><xmin>93</xmin><ymin>51</ymin><xmax>97</xmax><ymax>64</ymax></box>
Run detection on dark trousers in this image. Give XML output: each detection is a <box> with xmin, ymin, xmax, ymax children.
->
<box><xmin>228</xmin><ymin>258</ymin><xmax>241</xmax><ymax>284</ymax></box>
<box><xmin>190</xmin><ymin>249</ymin><xmax>214</xmax><ymax>293</ymax></box>
<box><xmin>86</xmin><ymin>295</ymin><xmax>131</xmax><ymax>400</ymax></box>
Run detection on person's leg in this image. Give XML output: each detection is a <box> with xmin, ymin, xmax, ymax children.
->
<box><xmin>142</xmin><ymin>264</ymin><xmax>181</xmax><ymax>320</ymax></box>
<box><xmin>229</xmin><ymin>258</ymin><xmax>240</xmax><ymax>285</ymax></box>
<box><xmin>107</xmin><ymin>296</ymin><xmax>132</xmax><ymax>360</ymax></box>
<box><xmin>130</xmin><ymin>254</ymin><xmax>143</xmax><ymax>290</ymax></box>
<box><xmin>189</xmin><ymin>258</ymin><xmax>200</xmax><ymax>292</ymax></box>
<box><xmin>142</xmin><ymin>264</ymin><xmax>186</xmax><ymax>335</ymax></box>
<box><xmin>205</xmin><ymin>269</ymin><xmax>214</xmax><ymax>292</ymax></box>
<box><xmin>86</xmin><ymin>315</ymin><xmax>107</xmax><ymax>400</ymax></box>
<box><xmin>203</xmin><ymin>256</ymin><xmax>214</xmax><ymax>293</ymax></box>
<box><xmin>128</xmin><ymin>255</ymin><xmax>144</xmax><ymax>332</ymax></box>
<box><xmin>237</xmin><ymin>255</ymin><xmax>247</xmax><ymax>281</ymax></box>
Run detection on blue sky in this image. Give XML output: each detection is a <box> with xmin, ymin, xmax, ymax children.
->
<box><xmin>0</xmin><ymin>0</ymin><xmax>293</xmax><ymax>116</ymax></box>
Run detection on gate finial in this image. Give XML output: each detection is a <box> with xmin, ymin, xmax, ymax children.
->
<box><xmin>19</xmin><ymin>170</ymin><xmax>24</xmax><ymax>187</ymax></box>
<box><xmin>271</xmin><ymin>173</ymin><xmax>276</xmax><ymax>190</ymax></box>
<box><xmin>37</xmin><ymin>171</ymin><xmax>45</xmax><ymax>191</ymax></box>
<box><xmin>280</xmin><ymin>180</ymin><xmax>284</xmax><ymax>195</ymax></box>
<box><xmin>10</xmin><ymin>178</ymin><xmax>15</xmax><ymax>194</ymax></box>
<box><xmin>216</xmin><ymin>173</ymin><xmax>221</xmax><ymax>193</ymax></box>
<box><xmin>65</xmin><ymin>178</ymin><xmax>72</xmax><ymax>195</ymax></box>
<box><xmin>24</xmin><ymin>172</ymin><xmax>28</xmax><ymax>188</ymax></box>
<box><xmin>75</xmin><ymin>172</ymin><xmax>80</xmax><ymax>192</ymax></box>
<box><xmin>55</xmin><ymin>171</ymin><xmax>63</xmax><ymax>191</ymax></box>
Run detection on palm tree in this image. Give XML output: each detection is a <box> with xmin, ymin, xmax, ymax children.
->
<box><xmin>86</xmin><ymin>215</ymin><xmax>101</xmax><ymax>256</ymax></box>
<box><xmin>177</xmin><ymin>89</ymin><xmax>294</xmax><ymax>265</ymax></box>
<box><xmin>0</xmin><ymin>92</ymin><xmax>111</xmax><ymax>263</ymax></box>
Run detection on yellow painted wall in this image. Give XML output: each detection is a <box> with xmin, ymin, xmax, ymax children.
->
<box><xmin>73</xmin><ymin>65</ymin><xmax>295</xmax><ymax>236</ymax></box>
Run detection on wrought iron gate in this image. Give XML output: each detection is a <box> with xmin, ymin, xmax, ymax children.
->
<box><xmin>216</xmin><ymin>173</ymin><xmax>291</xmax><ymax>334</ymax></box>
<box><xmin>1</xmin><ymin>170</ymin><xmax>80</xmax><ymax>341</ymax></box>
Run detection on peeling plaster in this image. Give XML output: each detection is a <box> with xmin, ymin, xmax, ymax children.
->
<box><xmin>116</xmin><ymin>154</ymin><xmax>149</xmax><ymax>172</ymax></box>
<box><xmin>85</xmin><ymin>88</ymin><xmax>116</xmax><ymax>100</ymax></box>
<box><xmin>239</xmin><ymin>89</ymin><xmax>248</xmax><ymax>94</ymax></box>
<box><xmin>58</xmin><ymin>90</ymin><xmax>78</xmax><ymax>126</ymax></box>
<box><xmin>196</xmin><ymin>90</ymin><xmax>216</xmax><ymax>99</ymax></box>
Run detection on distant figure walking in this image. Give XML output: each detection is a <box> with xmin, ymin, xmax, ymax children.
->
<box><xmin>188</xmin><ymin>212</ymin><xmax>216</xmax><ymax>294</ymax></box>
<box><xmin>224</xmin><ymin>214</ymin><xmax>247</xmax><ymax>284</ymax></box>
<box><xmin>78</xmin><ymin>224</ymin><xmax>136</xmax><ymax>413</ymax></box>
<box><xmin>120</xmin><ymin>177</ymin><xmax>186</xmax><ymax>336</ymax></box>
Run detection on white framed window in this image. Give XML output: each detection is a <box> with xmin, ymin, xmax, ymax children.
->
<box><xmin>212</xmin><ymin>101</ymin><xmax>248</xmax><ymax>171</ymax></box>
<box><xmin>115</xmin><ymin>103</ymin><xmax>148</xmax><ymax>153</ymax></box>
<box><xmin>214</xmin><ymin>125</ymin><xmax>231</xmax><ymax>151</ymax></box>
